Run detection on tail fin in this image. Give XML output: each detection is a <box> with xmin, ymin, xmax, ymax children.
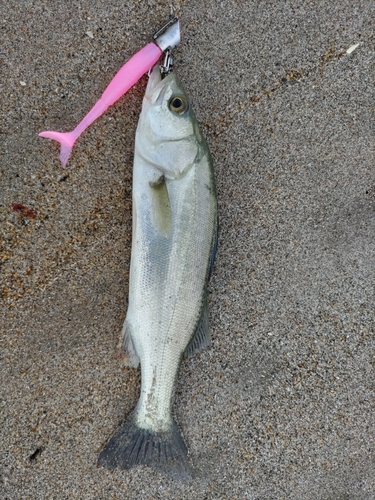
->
<box><xmin>98</xmin><ymin>413</ymin><xmax>192</xmax><ymax>479</ymax></box>
<box><xmin>38</xmin><ymin>131</ymin><xmax>76</xmax><ymax>168</ymax></box>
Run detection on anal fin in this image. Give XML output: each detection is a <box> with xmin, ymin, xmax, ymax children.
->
<box><xmin>119</xmin><ymin>320</ymin><xmax>140</xmax><ymax>368</ymax></box>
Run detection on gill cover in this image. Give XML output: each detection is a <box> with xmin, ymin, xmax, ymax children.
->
<box><xmin>135</xmin><ymin>66</ymin><xmax>201</xmax><ymax>180</ymax></box>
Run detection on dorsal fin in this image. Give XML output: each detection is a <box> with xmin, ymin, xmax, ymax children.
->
<box><xmin>184</xmin><ymin>295</ymin><xmax>211</xmax><ymax>357</ymax></box>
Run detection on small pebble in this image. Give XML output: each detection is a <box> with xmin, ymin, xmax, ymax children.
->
<box><xmin>346</xmin><ymin>43</ymin><xmax>360</xmax><ymax>54</ymax></box>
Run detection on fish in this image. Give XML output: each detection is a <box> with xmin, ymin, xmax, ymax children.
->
<box><xmin>98</xmin><ymin>65</ymin><xmax>218</xmax><ymax>479</ymax></box>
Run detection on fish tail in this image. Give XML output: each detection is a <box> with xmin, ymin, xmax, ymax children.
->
<box><xmin>98</xmin><ymin>412</ymin><xmax>192</xmax><ymax>479</ymax></box>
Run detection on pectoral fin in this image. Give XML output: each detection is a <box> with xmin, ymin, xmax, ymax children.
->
<box><xmin>149</xmin><ymin>175</ymin><xmax>172</xmax><ymax>236</ymax></box>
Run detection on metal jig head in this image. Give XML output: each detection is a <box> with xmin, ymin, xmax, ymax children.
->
<box><xmin>153</xmin><ymin>17</ymin><xmax>180</xmax><ymax>77</ymax></box>
<box><xmin>153</xmin><ymin>17</ymin><xmax>180</xmax><ymax>50</ymax></box>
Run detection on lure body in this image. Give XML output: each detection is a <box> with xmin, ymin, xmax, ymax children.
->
<box><xmin>98</xmin><ymin>66</ymin><xmax>217</xmax><ymax>478</ymax></box>
<box><xmin>39</xmin><ymin>18</ymin><xmax>180</xmax><ymax>168</ymax></box>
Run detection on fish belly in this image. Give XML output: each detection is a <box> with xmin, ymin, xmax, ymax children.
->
<box><xmin>127</xmin><ymin>150</ymin><xmax>216</xmax><ymax>432</ymax></box>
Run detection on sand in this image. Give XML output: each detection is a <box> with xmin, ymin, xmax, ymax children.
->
<box><xmin>1</xmin><ymin>1</ymin><xmax>374</xmax><ymax>498</ymax></box>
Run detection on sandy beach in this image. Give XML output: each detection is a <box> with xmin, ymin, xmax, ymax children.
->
<box><xmin>1</xmin><ymin>1</ymin><xmax>374</xmax><ymax>498</ymax></box>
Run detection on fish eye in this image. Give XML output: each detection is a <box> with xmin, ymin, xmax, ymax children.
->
<box><xmin>169</xmin><ymin>95</ymin><xmax>188</xmax><ymax>115</ymax></box>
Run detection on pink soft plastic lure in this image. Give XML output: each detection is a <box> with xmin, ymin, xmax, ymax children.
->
<box><xmin>39</xmin><ymin>18</ymin><xmax>180</xmax><ymax>167</ymax></box>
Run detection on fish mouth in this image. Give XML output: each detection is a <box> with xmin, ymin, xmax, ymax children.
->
<box><xmin>145</xmin><ymin>65</ymin><xmax>163</xmax><ymax>99</ymax></box>
<box><xmin>146</xmin><ymin>65</ymin><xmax>177</xmax><ymax>104</ymax></box>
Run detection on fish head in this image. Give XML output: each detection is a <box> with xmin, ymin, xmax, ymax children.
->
<box><xmin>136</xmin><ymin>66</ymin><xmax>203</xmax><ymax>180</ymax></box>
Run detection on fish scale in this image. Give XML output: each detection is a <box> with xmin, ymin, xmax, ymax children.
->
<box><xmin>98</xmin><ymin>65</ymin><xmax>217</xmax><ymax>479</ymax></box>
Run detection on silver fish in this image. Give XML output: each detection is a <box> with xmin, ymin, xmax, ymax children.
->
<box><xmin>98</xmin><ymin>65</ymin><xmax>217</xmax><ymax>478</ymax></box>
